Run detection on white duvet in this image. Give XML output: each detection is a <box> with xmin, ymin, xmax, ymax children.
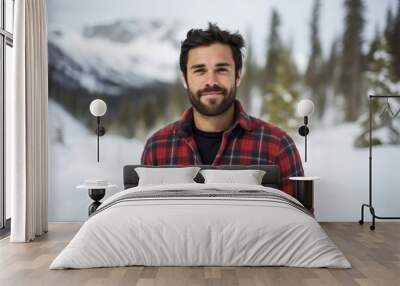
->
<box><xmin>50</xmin><ymin>183</ymin><xmax>351</xmax><ymax>269</ymax></box>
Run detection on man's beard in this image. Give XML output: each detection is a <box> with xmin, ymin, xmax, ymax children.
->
<box><xmin>187</xmin><ymin>84</ymin><xmax>236</xmax><ymax>117</ymax></box>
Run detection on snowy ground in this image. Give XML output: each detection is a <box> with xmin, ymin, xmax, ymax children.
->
<box><xmin>48</xmin><ymin>100</ymin><xmax>144</xmax><ymax>221</ymax></box>
<box><xmin>48</xmin><ymin>100</ymin><xmax>400</xmax><ymax>222</ymax></box>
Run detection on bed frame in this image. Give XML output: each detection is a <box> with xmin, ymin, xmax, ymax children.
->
<box><xmin>123</xmin><ymin>165</ymin><xmax>280</xmax><ymax>190</ymax></box>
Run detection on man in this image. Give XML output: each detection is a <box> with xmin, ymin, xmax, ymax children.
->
<box><xmin>141</xmin><ymin>23</ymin><xmax>304</xmax><ymax>197</ymax></box>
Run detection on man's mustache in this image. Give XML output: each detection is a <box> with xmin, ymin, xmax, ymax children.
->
<box><xmin>198</xmin><ymin>85</ymin><xmax>227</xmax><ymax>96</ymax></box>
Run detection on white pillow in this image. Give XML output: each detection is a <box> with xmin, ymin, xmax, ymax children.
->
<box><xmin>135</xmin><ymin>167</ymin><xmax>201</xmax><ymax>186</ymax></box>
<box><xmin>200</xmin><ymin>169</ymin><xmax>266</xmax><ymax>185</ymax></box>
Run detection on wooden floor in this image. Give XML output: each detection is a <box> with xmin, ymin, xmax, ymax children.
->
<box><xmin>0</xmin><ymin>222</ymin><xmax>399</xmax><ymax>286</ymax></box>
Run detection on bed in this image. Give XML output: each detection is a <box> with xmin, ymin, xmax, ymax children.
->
<box><xmin>50</xmin><ymin>165</ymin><xmax>351</xmax><ymax>269</ymax></box>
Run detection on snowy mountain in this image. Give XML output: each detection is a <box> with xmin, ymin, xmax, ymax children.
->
<box><xmin>48</xmin><ymin>19</ymin><xmax>184</xmax><ymax>95</ymax></box>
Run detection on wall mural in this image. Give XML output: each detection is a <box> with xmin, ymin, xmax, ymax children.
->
<box><xmin>47</xmin><ymin>0</ymin><xmax>400</xmax><ymax>221</ymax></box>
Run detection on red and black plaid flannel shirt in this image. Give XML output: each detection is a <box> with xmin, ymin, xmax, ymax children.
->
<box><xmin>141</xmin><ymin>100</ymin><xmax>304</xmax><ymax>197</ymax></box>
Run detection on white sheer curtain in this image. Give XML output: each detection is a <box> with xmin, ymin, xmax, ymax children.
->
<box><xmin>8</xmin><ymin>0</ymin><xmax>48</xmax><ymax>242</ymax></box>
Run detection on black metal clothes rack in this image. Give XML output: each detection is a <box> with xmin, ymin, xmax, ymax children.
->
<box><xmin>359</xmin><ymin>95</ymin><xmax>400</xmax><ymax>230</ymax></box>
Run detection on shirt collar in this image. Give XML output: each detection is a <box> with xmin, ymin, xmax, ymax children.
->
<box><xmin>176</xmin><ymin>99</ymin><xmax>253</xmax><ymax>137</ymax></box>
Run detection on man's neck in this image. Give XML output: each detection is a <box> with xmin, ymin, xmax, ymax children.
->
<box><xmin>193</xmin><ymin>104</ymin><xmax>235</xmax><ymax>132</ymax></box>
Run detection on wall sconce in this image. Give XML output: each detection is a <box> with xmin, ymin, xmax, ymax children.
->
<box><xmin>297</xmin><ymin>99</ymin><xmax>314</xmax><ymax>162</ymax></box>
<box><xmin>89</xmin><ymin>99</ymin><xmax>107</xmax><ymax>162</ymax></box>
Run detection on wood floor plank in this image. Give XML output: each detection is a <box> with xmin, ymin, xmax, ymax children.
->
<box><xmin>0</xmin><ymin>222</ymin><xmax>399</xmax><ymax>286</ymax></box>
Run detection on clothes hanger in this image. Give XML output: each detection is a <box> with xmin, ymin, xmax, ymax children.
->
<box><xmin>379</xmin><ymin>98</ymin><xmax>400</xmax><ymax>119</ymax></box>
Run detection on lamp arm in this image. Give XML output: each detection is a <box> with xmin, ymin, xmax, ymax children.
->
<box><xmin>305</xmin><ymin>132</ymin><xmax>307</xmax><ymax>162</ymax></box>
<box><xmin>97</xmin><ymin>117</ymin><xmax>100</xmax><ymax>162</ymax></box>
<box><xmin>304</xmin><ymin>116</ymin><xmax>308</xmax><ymax>162</ymax></box>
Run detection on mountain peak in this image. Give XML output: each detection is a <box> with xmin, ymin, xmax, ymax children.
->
<box><xmin>49</xmin><ymin>19</ymin><xmax>183</xmax><ymax>95</ymax></box>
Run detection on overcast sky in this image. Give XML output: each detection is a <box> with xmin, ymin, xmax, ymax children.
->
<box><xmin>47</xmin><ymin>0</ymin><xmax>397</xmax><ymax>70</ymax></box>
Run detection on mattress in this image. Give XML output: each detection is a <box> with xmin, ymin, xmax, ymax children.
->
<box><xmin>50</xmin><ymin>183</ymin><xmax>351</xmax><ymax>269</ymax></box>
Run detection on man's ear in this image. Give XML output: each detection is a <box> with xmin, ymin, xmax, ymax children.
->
<box><xmin>180</xmin><ymin>73</ymin><xmax>188</xmax><ymax>89</ymax></box>
<box><xmin>235</xmin><ymin>70</ymin><xmax>242</xmax><ymax>87</ymax></box>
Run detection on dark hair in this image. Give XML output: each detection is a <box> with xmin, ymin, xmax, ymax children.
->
<box><xmin>179</xmin><ymin>23</ymin><xmax>245</xmax><ymax>81</ymax></box>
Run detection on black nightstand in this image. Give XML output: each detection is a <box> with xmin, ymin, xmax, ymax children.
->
<box><xmin>289</xmin><ymin>176</ymin><xmax>320</xmax><ymax>211</ymax></box>
<box><xmin>77</xmin><ymin>183</ymin><xmax>117</xmax><ymax>216</ymax></box>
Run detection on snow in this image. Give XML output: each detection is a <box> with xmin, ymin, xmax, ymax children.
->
<box><xmin>374</xmin><ymin>50</ymin><xmax>391</xmax><ymax>61</ymax></box>
<box><xmin>48</xmin><ymin>100</ymin><xmax>144</xmax><ymax>221</ymax></box>
<box><xmin>249</xmin><ymin>86</ymin><xmax>263</xmax><ymax>117</ymax></box>
<box><xmin>49</xmin><ymin>99</ymin><xmax>400</xmax><ymax>222</ymax></box>
<box><xmin>298</xmin><ymin>123</ymin><xmax>400</xmax><ymax>221</ymax></box>
<box><xmin>319</xmin><ymin>88</ymin><xmax>346</xmax><ymax>127</ymax></box>
<box><xmin>388</xmin><ymin>81</ymin><xmax>400</xmax><ymax>95</ymax></box>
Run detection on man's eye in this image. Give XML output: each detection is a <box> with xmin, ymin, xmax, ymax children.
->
<box><xmin>194</xmin><ymin>69</ymin><xmax>205</xmax><ymax>74</ymax></box>
<box><xmin>217</xmin><ymin>68</ymin><xmax>228</xmax><ymax>72</ymax></box>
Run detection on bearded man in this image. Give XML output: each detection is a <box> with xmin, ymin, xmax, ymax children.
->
<box><xmin>141</xmin><ymin>23</ymin><xmax>304</xmax><ymax>197</ymax></box>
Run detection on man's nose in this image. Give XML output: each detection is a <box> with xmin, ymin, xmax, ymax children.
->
<box><xmin>204</xmin><ymin>72</ymin><xmax>218</xmax><ymax>86</ymax></box>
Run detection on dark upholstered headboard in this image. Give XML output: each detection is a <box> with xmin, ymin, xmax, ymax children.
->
<box><xmin>123</xmin><ymin>165</ymin><xmax>280</xmax><ymax>190</ymax></box>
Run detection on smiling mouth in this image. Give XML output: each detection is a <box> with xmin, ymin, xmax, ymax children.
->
<box><xmin>201</xmin><ymin>91</ymin><xmax>224</xmax><ymax>97</ymax></box>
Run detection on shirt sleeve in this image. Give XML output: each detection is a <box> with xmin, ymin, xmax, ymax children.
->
<box><xmin>277</xmin><ymin>135</ymin><xmax>304</xmax><ymax>197</ymax></box>
<box><xmin>140</xmin><ymin>139</ymin><xmax>154</xmax><ymax>165</ymax></box>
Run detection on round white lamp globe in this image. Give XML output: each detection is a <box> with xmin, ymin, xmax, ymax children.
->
<box><xmin>297</xmin><ymin>99</ymin><xmax>315</xmax><ymax>117</ymax></box>
<box><xmin>90</xmin><ymin>99</ymin><xmax>107</xmax><ymax>117</ymax></box>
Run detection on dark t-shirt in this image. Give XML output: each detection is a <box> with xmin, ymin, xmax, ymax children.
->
<box><xmin>193</xmin><ymin>125</ymin><xmax>223</xmax><ymax>165</ymax></box>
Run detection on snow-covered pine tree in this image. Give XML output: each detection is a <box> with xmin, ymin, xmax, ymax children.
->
<box><xmin>305</xmin><ymin>0</ymin><xmax>326</xmax><ymax>119</ymax></box>
<box><xmin>264</xmin><ymin>46</ymin><xmax>301</xmax><ymax>131</ymax></box>
<box><xmin>354</xmin><ymin>32</ymin><xmax>400</xmax><ymax>148</ymax></box>
<box><xmin>339</xmin><ymin>0</ymin><xmax>365</xmax><ymax>122</ymax></box>
<box><xmin>237</xmin><ymin>30</ymin><xmax>258</xmax><ymax>111</ymax></box>
<box><xmin>262</xmin><ymin>9</ymin><xmax>300</xmax><ymax>131</ymax></box>
<box><xmin>387</xmin><ymin>1</ymin><xmax>400</xmax><ymax>81</ymax></box>
<box><xmin>264</xmin><ymin>9</ymin><xmax>281</xmax><ymax>88</ymax></box>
